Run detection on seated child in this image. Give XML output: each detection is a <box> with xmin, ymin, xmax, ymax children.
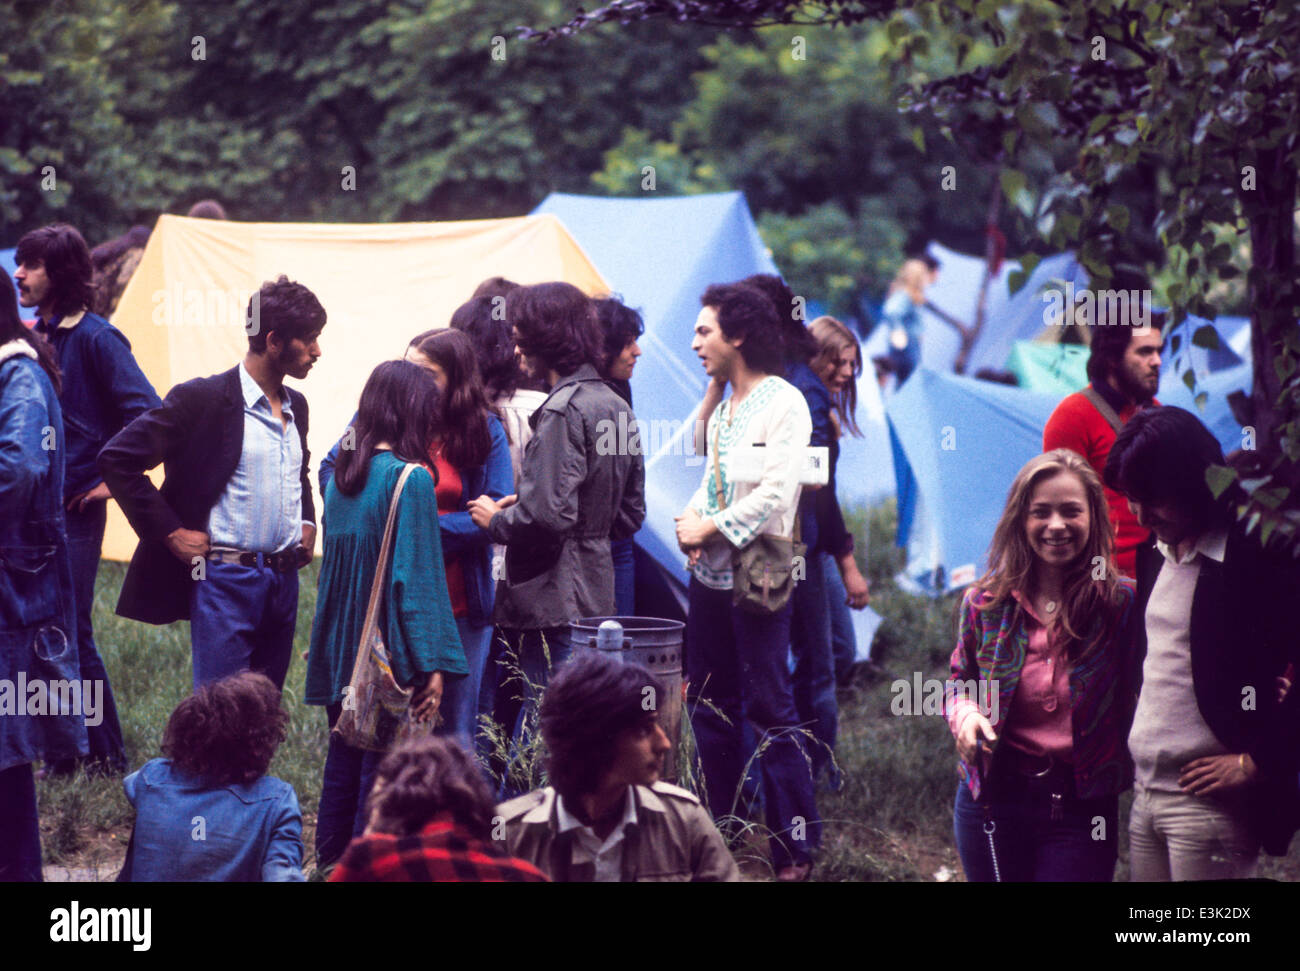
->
<box><xmin>118</xmin><ymin>672</ymin><xmax>304</xmax><ymax>881</ymax></box>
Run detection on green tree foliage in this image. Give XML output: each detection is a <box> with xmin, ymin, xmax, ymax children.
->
<box><xmin>1</xmin><ymin>0</ymin><xmax>714</xmax><ymax>242</ymax></box>
<box><xmin>536</xmin><ymin>0</ymin><xmax>1300</xmax><ymax>552</ymax></box>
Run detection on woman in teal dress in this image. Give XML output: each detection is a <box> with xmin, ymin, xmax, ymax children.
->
<box><xmin>306</xmin><ymin>360</ymin><xmax>466</xmax><ymax>868</ymax></box>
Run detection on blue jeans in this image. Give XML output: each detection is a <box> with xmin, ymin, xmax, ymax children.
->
<box><xmin>789</xmin><ymin>552</ymin><xmax>836</xmax><ymax>780</ymax></box>
<box><xmin>686</xmin><ymin>579</ymin><xmax>820</xmax><ymax>868</ymax></box>
<box><xmin>315</xmin><ymin>702</ymin><xmax>383</xmax><ymax>868</ymax></box>
<box><xmin>953</xmin><ymin>778</ymin><xmax>1118</xmax><ymax>882</ymax></box>
<box><xmin>438</xmin><ymin>617</ymin><xmax>493</xmax><ymax>755</ymax></box>
<box><xmin>189</xmin><ymin>559</ymin><xmax>298</xmax><ymax>691</ymax></box>
<box><xmin>60</xmin><ymin>502</ymin><xmax>126</xmax><ymax>772</ymax></box>
<box><xmin>0</xmin><ymin>763</ymin><xmax>41</xmax><ymax>881</ymax></box>
<box><xmin>823</xmin><ymin>552</ymin><xmax>858</xmax><ymax>679</ymax></box>
<box><xmin>485</xmin><ymin>626</ymin><xmax>572</xmax><ymax>795</ymax></box>
<box><xmin>611</xmin><ymin>536</ymin><xmax>635</xmax><ymax>616</ymax></box>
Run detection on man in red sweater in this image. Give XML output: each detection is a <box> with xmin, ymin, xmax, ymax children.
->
<box><xmin>1043</xmin><ymin>308</ymin><xmax>1163</xmax><ymax>577</ymax></box>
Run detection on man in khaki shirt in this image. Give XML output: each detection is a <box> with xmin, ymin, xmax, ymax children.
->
<box><xmin>495</xmin><ymin>651</ymin><xmax>739</xmax><ymax>882</ymax></box>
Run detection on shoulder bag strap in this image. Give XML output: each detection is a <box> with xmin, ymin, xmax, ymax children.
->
<box><xmin>711</xmin><ymin>420</ymin><xmax>725</xmax><ymax>512</ymax></box>
<box><xmin>359</xmin><ymin>462</ymin><xmax>418</xmax><ymax>638</ymax></box>
<box><xmin>1082</xmin><ymin>387</ymin><xmax>1124</xmax><ymax>435</ymax></box>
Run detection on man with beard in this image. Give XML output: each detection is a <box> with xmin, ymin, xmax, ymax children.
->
<box><xmin>100</xmin><ymin>276</ymin><xmax>324</xmax><ymax>691</ymax></box>
<box><xmin>1043</xmin><ymin>294</ymin><xmax>1162</xmax><ymax>577</ymax></box>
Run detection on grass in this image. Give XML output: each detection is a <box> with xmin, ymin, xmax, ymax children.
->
<box><xmin>35</xmin><ymin>499</ymin><xmax>1300</xmax><ymax>881</ymax></box>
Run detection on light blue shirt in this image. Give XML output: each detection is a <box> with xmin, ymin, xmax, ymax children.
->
<box><xmin>206</xmin><ymin>362</ymin><xmax>304</xmax><ymax>553</ymax></box>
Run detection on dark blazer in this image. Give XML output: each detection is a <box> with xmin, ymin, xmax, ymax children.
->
<box><xmin>1133</xmin><ymin>527</ymin><xmax>1300</xmax><ymax>855</ymax></box>
<box><xmin>98</xmin><ymin>365</ymin><xmax>315</xmax><ymax>625</ymax></box>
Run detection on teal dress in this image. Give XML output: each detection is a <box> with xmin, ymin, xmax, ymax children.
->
<box><xmin>305</xmin><ymin>452</ymin><xmax>465</xmax><ymax>708</ymax></box>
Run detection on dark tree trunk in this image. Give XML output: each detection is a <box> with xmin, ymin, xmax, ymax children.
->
<box><xmin>1244</xmin><ymin>146</ymin><xmax>1297</xmax><ymax>469</ymax></box>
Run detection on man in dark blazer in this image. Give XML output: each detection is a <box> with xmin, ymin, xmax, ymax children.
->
<box><xmin>1105</xmin><ymin>406</ymin><xmax>1300</xmax><ymax>879</ymax></box>
<box><xmin>100</xmin><ymin>276</ymin><xmax>325</xmax><ymax>691</ymax></box>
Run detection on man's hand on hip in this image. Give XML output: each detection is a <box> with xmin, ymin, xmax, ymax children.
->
<box><xmin>166</xmin><ymin>528</ymin><xmax>211</xmax><ymax>564</ymax></box>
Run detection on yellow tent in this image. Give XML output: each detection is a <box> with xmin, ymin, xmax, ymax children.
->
<box><xmin>103</xmin><ymin>213</ymin><xmax>609</xmax><ymax>561</ymax></box>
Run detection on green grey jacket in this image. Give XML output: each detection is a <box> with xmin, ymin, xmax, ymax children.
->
<box><xmin>495</xmin><ymin>783</ymin><xmax>740</xmax><ymax>882</ymax></box>
<box><xmin>488</xmin><ymin>365</ymin><xmax>645</xmax><ymax>629</ymax></box>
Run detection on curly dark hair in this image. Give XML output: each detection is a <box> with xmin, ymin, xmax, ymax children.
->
<box><xmin>15</xmin><ymin>224</ymin><xmax>94</xmax><ymax>318</ymax></box>
<box><xmin>246</xmin><ymin>274</ymin><xmax>327</xmax><ymax>352</ymax></box>
<box><xmin>700</xmin><ymin>282</ymin><xmax>786</xmax><ymax>375</ymax></box>
<box><xmin>364</xmin><ymin>736</ymin><xmax>498</xmax><ymax>839</ymax></box>
<box><xmin>539</xmin><ymin>651</ymin><xmax>664</xmax><ymax>804</ymax></box>
<box><xmin>161</xmin><ymin>672</ymin><xmax>288</xmax><ymax>787</ymax></box>
<box><xmin>471</xmin><ymin>276</ymin><xmax>521</xmax><ymax>301</ymax></box>
<box><xmin>741</xmin><ymin>273</ymin><xmax>816</xmax><ymax>364</ymax></box>
<box><xmin>506</xmin><ymin>282</ymin><xmax>602</xmax><ymax>377</ymax></box>
<box><xmin>594</xmin><ymin>295</ymin><xmax>645</xmax><ymax>376</ymax></box>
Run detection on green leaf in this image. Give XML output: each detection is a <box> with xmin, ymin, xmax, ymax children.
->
<box><xmin>1105</xmin><ymin>203</ymin><xmax>1130</xmax><ymax>232</ymax></box>
<box><xmin>1191</xmin><ymin>325</ymin><xmax>1221</xmax><ymax>350</ymax></box>
<box><xmin>1206</xmin><ymin>465</ymin><xmax>1238</xmax><ymax>499</ymax></box>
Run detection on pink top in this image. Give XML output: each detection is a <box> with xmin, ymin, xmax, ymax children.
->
<box><xmin>1000</xmin><ymin>591</ymin><xmax>1072</xmax><ymax>759</ymax></box>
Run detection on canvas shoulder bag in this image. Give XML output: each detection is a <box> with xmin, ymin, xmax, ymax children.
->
<box><xmin>711</xmin><ymin>420</ymin><xmax>805</xmax><ymax>615</ymax></box>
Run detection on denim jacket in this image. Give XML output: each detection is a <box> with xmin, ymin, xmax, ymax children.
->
<box><xmin>36</xmin><ymin>310</ymin><xmax>160</xmax><ymax>499</ymax></box>
<box><xmin>119</xmin><ymin>758</ymin><xmax>304</xmax><ymax>882</ymax></box>
<box><xmin>0</xmin><ymin>341</ymin><xmax>87</xmax><ymax>771</ymax></box>
<box><xmin>320</xmin><ymin>414</ymin><xmax>513</xmax><ymax>627</ymax></box>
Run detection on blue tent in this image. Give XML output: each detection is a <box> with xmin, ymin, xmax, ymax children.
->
<box><xmin>534</xmin><ymin>193</ymin><xmax>891</xmax><ymax>647</ymax></box>
<box><xmin>863</xmin><ymin>243</ymin><xmax>1090</xmax><ymax>377</ymax></box>
<box><xmin>887</xmin><ymin>368</ymin><xmax>1061</xmax><ymax>594</ymax></box>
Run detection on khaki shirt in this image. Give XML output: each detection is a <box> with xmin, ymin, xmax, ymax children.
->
<box><xmin>495</xmin><ymin>783</ymin><xmax>740</xmax><ymax>882</ymax></box>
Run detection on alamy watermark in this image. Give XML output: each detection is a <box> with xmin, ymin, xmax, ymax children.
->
<box><xmin>595</xmin><ymin>412</ymin><xmax>703</xmax><ymax>467</ymax></box>
<box><xmin>1041</xmin><ymin>283</ymin><xmax>1152</xmax><ymax>333</ymax></box>
<box><xmin>152</xmin><ymin>286</ymin><xmax>260</xmax><ymax>335</ymax></box>
<box><xmin>0</xmin><ymin>675</ymin><xmax>104</xmax><ymax>726</ymax></box>
<box><xmin>890</xmin><ymin>673</ymin><xmax>1000</xmax><ymax>725</ymax></box>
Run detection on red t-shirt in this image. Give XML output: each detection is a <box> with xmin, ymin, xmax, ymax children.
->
<box><xmin>429</xmin><ymin>445</ymin><xmax>469</xmax><ymax>618</ymax></box>
<box><xmin>1042</xmin><ymin>386</ymin><xmax>1156</xmax><ymax>578</ymax></box>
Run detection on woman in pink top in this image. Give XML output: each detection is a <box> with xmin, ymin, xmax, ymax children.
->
<box><xmin>946</xmin><ymin>449</ymin><xmax>1137</xmax><ymax>881</ymax></box>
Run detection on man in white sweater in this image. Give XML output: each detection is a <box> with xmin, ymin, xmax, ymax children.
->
<box><xmin>675</xmin><ymin>282</ymin><xmax>819</xmax><ymax>882</ymax></box>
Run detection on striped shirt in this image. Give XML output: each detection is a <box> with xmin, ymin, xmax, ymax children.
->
<box><xmin>206</xmin><ymin>362</ymin><xmax>304</xmax><ymax>553</ymax></box>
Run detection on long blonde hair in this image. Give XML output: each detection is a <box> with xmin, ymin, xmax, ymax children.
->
<box><xmin>809</xmin><ymin>315</ymin><xmax>862</xmax><ymax>438</ymax></box>
<box><xmin>973</xmin><ymin>449</ymin><xmax>1124</xmax><ymax>651</ymax></box>
<box><xmin>888</xmin><ymin>259</ymin><xmax>931</xmax><ymax>305</ymax></box>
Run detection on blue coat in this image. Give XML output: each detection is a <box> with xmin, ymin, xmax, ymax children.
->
<box><xmin>0</xmin><ymin>341</ymin><xmax>87</xmax><ymax>772</ymax></box>
<box><xmin>35</xmin><ymin>311</ymin><xmax>160</xmax><ymax>500</ymax></box>
<box><xmin>320</xmin><ymin>414</ymin><xmax>512</xmax><ymax>627</ymax></box>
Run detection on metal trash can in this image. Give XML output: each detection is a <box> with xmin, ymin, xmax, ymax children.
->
<box><xmin>569</xmin><ymin>616</ymin><xmax>685</xmax><ymax>782</ymax></box>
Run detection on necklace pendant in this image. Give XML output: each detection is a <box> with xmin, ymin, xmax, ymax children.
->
<box><xmin>1045</xmin><ymin>600</ymin><xmax>1057</xmax><ymax>613</ymax></box>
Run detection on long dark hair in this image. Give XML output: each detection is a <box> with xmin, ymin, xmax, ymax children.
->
<box><xmin>15</xmin><ymin>224</ymin><xmax>94</xmax><ymax>319</ymax></box>
<box><xmin>506</xmin><ymin>282</ymin><xmax>602</xmax><ymax>377</ymax></box>
<box><xmin>539</xmin><ymin>651</ymin><xmax>664</xmax><ymax>804</ymax></box>
<box><xmin>449</xmin><ymin>295</ymin><xmax>522</xmax><ymax>402</ymax></box>
<box><xmin>0</xmin><ymin>270</ymin><xmax>60</xmax><ymax>393</ymax></box>
<box><xmin>409</xmin><ymin>328</ymin><xmax>494</xmax><ymax>469</ymax></box>
<box><xmin>333</xmin><ymin>361</ymin><xmax>441</xmax><ymax>497</ymax></box>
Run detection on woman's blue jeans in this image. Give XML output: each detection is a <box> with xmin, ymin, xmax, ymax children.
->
<box><xmin>953</xmin><ymin>778</ymin><xmax>1119</xmax><ymax>882</ymax></box>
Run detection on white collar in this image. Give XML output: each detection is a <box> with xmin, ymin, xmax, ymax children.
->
<box><xmin>238</xmin><ymin>361</ymin><xmax>290</xmax><ymax>411</ymax></box>
<box><xmin>53</xmin><ymin>310</ymin><xmax>86</xmax><ymax>331</ymax></box>
<box><xmin>1156</xmin><ymin>527</ymin><xmax>1228</xmax><ymax>566</ymax></box>
<box><xmin>0</xmin><ymin>339</ymin><xmax>39</xmax><ymax>365</ymax></box>
<box><xmin>556</xmin><ymin>787</ymin><xmax>638</xmax><ymax>839</ymax></box>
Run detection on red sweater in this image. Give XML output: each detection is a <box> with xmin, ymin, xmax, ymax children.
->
<box><xmin>1042</xmin><ymin>386</ymin><xmax>1154</xmax><ymax>578</ymax></box>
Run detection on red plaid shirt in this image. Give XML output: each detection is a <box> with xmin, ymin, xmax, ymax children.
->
<box><xmin>329</xmin><ymin>815</ymin><xmax>548</xmax><ymax>883</ymax></box>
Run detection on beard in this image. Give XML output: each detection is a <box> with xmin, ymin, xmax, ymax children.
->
<box><xmin>1115</xmin><ymin>363</ymin><xmax>1156</xmax><ymax>405</ymax></box>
